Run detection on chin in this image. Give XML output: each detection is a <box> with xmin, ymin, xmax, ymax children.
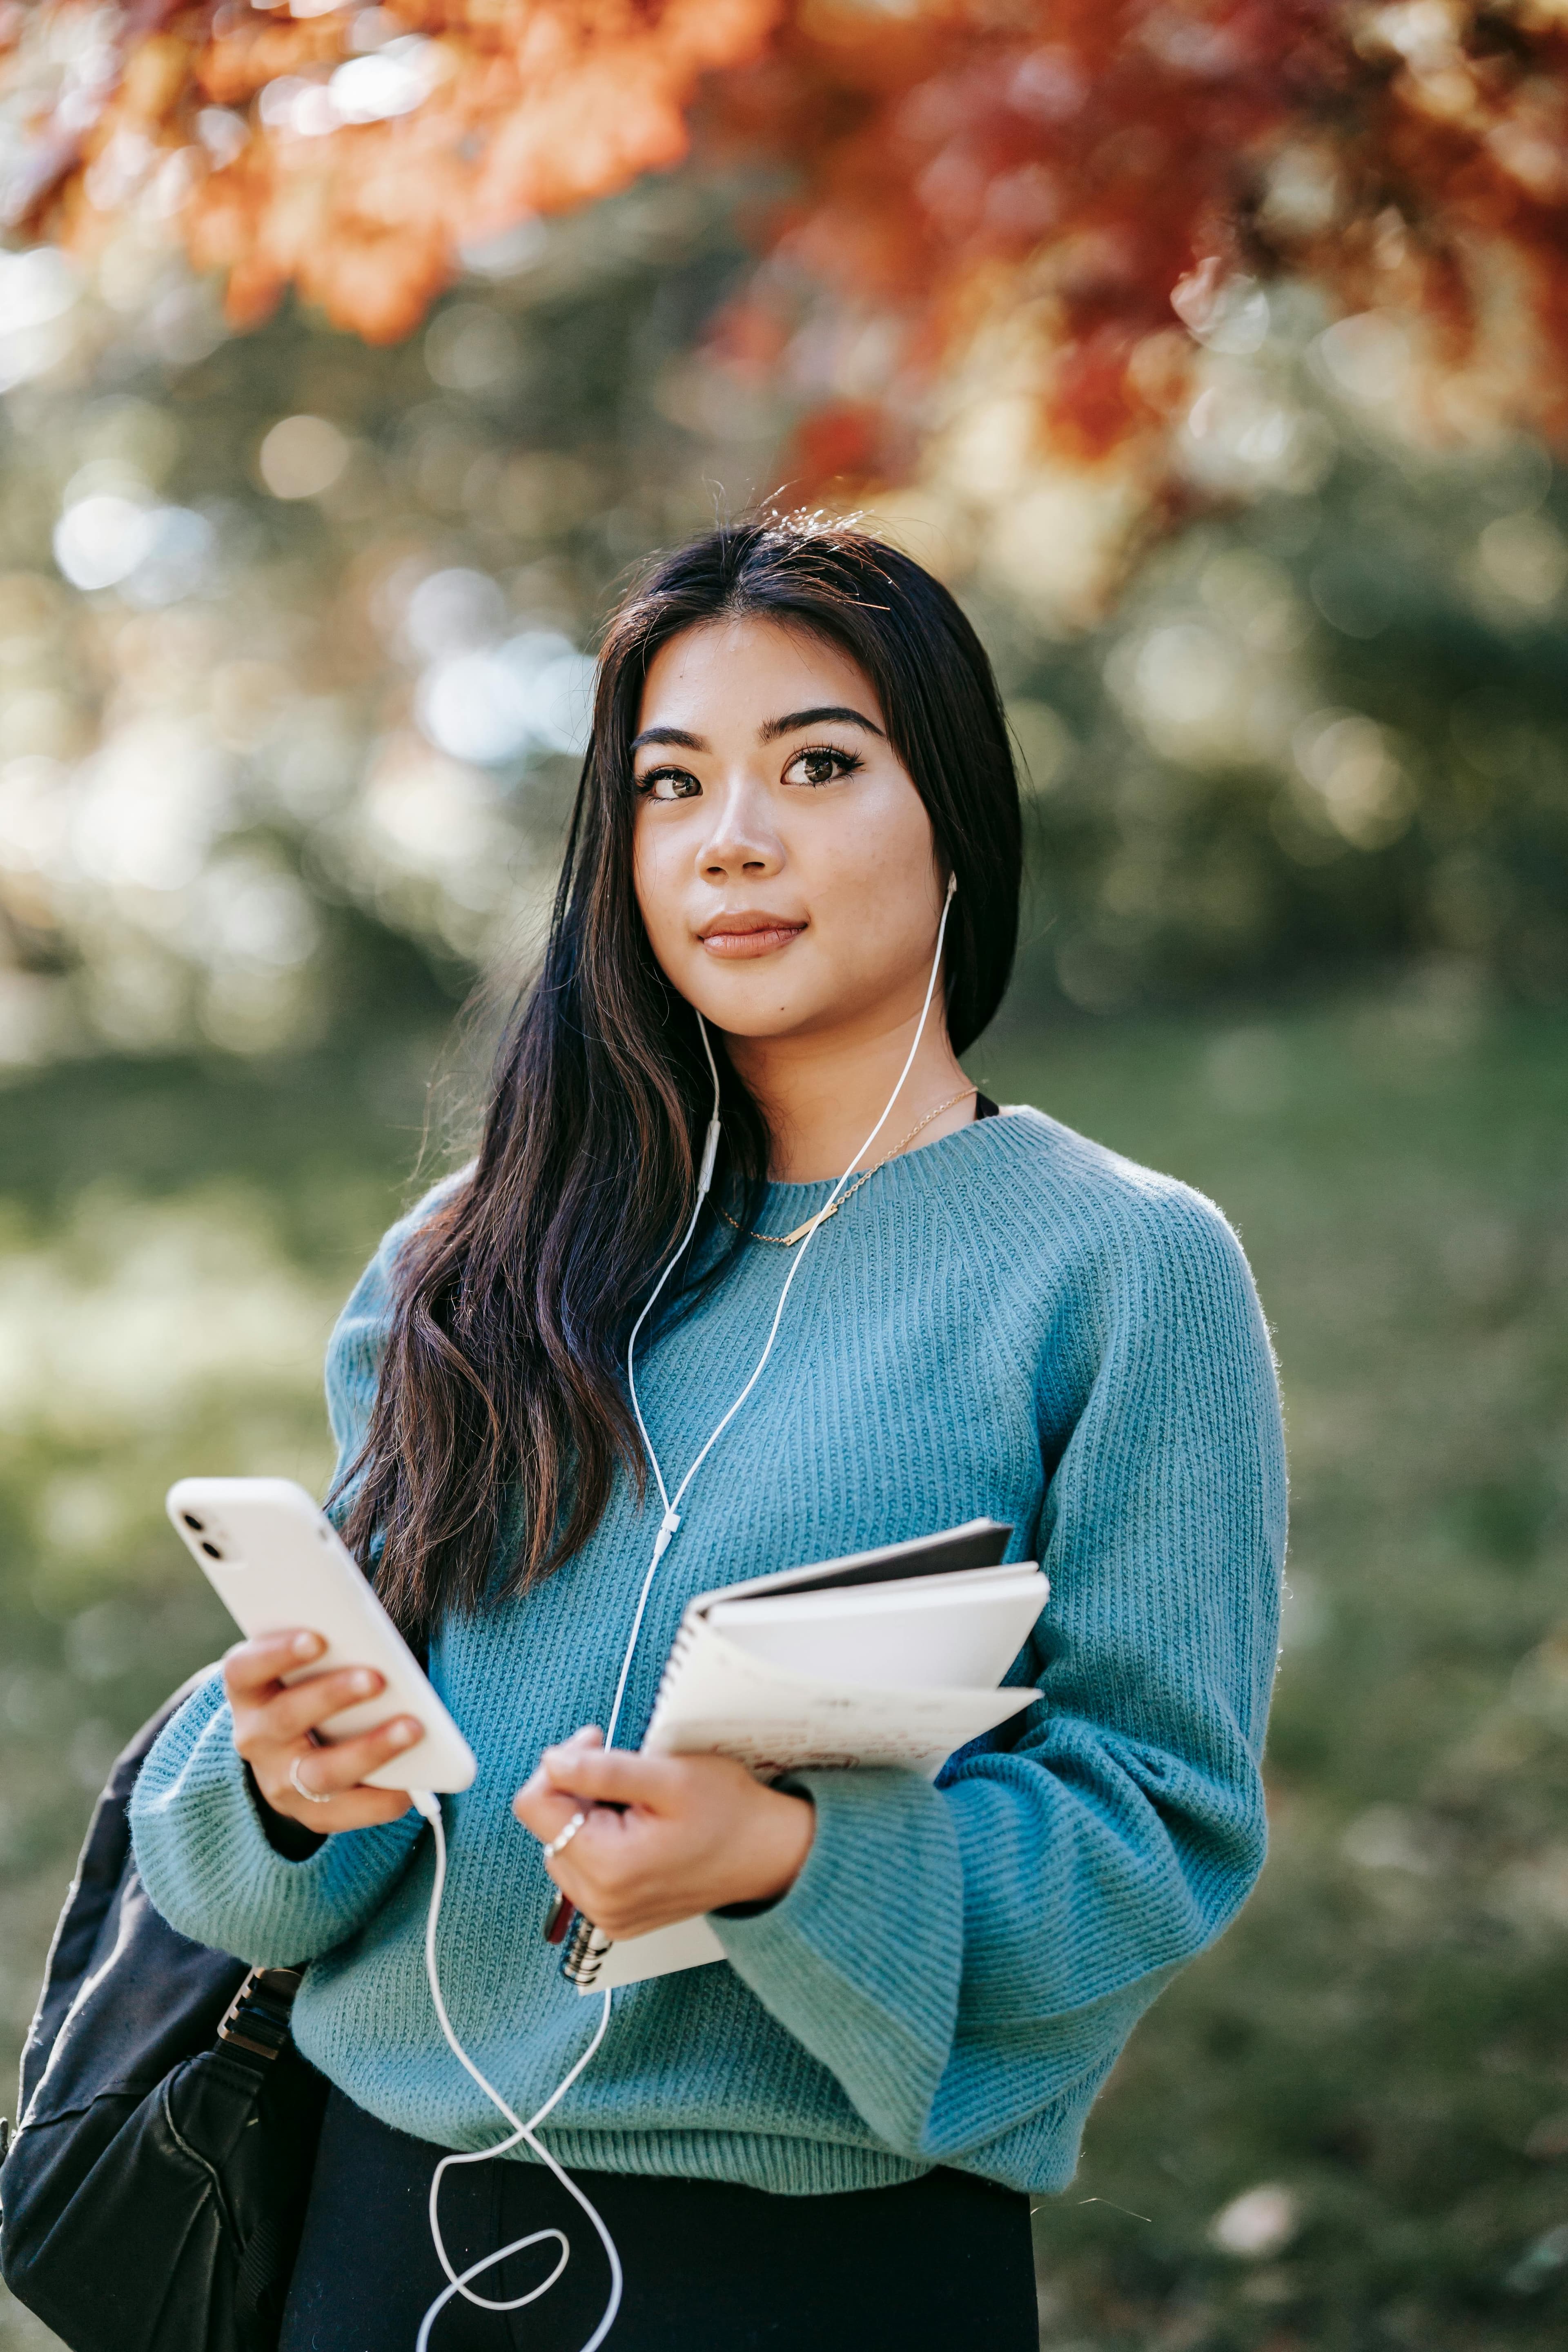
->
<box><xmin>675</xmin><ymin>961</ymin><xmax>813</xmax><ymax>1037</ymax></box>
<box><xmin>702</xmin><ymin>1002</ymin><xmax>812</xmax><ymax>1041</ymax></box>
<box><xmin>677</xmin><ymin>976</ymin><xmax>808</xmax><ymax>1038</ymax></box>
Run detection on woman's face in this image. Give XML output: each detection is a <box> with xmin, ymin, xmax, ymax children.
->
<box><xmin>630</xmin><ymin>617</ymin><xmax>946</xmax><ymax>1045</ymax></box>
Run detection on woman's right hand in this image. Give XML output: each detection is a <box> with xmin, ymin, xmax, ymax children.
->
<box><xmin>225</xmin><ymin>1630</ymin><xmax>421</xmax><ymax>1833</ymax></box>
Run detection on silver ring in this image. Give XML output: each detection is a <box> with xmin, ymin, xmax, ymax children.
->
<box><xmin>540</xmin><ymin>1810</ymin><xmax>587</xmax><ymax>1863</ymax></box>
<box><xmin>289</xmin><ymin>1752</ymin><xmax>333</xmax><ymax>1806</ymax></box>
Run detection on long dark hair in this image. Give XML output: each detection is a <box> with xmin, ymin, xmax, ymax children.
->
<box><xmin>341</xmin><ymin>513</ymin><xmax>1022</xmax><ymax>1644</ymax></box>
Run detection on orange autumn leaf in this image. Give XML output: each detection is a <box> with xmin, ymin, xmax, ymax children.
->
<box><xmin>3</xmin><ymin>0</ymin><xmax>1568</xmax><ymax>528</ymax></box>
<box><xmin>2</xmin><ymin>0</ymin><xmax>784</xmax><ymax>339</ymax></box>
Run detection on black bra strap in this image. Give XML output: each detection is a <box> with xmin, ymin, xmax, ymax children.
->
<box><xmin>975</xmin><ymin>1093</ymin><xmax>1000</xmax><ymax>1119</ymax></box>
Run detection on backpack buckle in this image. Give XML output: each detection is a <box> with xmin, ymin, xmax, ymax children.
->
<box><xmin>216</xmin><ymin>1965</ymin><xmax>303</xmax><ymax>2063</ymax></box>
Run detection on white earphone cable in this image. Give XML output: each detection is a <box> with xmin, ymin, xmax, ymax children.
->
<box><xmin>412</xmin><ymin>874</ymin><xmax>958</xmax><ymax>2352</ymax></box>
<box><xmin>611</xmin><ymin>871</ymin><xmax>958</xmax><ymax>1746</ymax></box>
<box><xmin>412</xmin><ymin>1788</ymin><xmax>622</xmax><ymax>2352</ymax></box>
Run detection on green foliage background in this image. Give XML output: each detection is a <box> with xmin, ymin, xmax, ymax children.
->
<box><xmin>0</xmin><ymin>178</ymin><xmax>1566</xmax><ymax>2352</ymax></box>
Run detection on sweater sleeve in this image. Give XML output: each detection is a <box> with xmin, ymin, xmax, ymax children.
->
<box><xmin>129</xmin><ymin>1188</ymin><xmax>454</xmax><ymax>1967</ymax></box>
<box><xmin>712</xmin><ymin>1181</ymin><xmax>1286</xmax><ymax>2174</ymax></box>
<box><xmin>128</xmin><ymin>1671</ymin><xmax>426</xmax><ymax>1967</ymax></box>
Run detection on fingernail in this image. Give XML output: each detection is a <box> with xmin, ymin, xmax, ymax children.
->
<box><xmin>293</xmin><ymin>1633</ymin><xmax>320</xmax><ymax>1658</ymax></box>
<box><xmin>390</xmin><ymin>1719</ymin><xmax>419</xmax><ymax>1746</ymax></box>
<box><xmin>347</xmin><ymin>1670</ymin><xmax>376</xmax><ymax>1695</ymax></box>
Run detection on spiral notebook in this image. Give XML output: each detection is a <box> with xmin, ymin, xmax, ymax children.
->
<box><xmin>557</xmin><ymin>1518</ymin><xmax>1047</xmax><ymax>1993</ymax></box>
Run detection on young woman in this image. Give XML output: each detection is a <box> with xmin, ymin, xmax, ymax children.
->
<box><xmin>131</xmin><ymin>516</ymin><xmax>1286</xmax><ymax>2352</ymax></box>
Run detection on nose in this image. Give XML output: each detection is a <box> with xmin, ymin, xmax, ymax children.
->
<box><xmin>695</xmin><ymin>774</ymin><xmax>782</xmax><ymax>883</ymax></box>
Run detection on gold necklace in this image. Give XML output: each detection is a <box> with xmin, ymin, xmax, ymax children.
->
<box><xmin>715</xmin><ymin>1087</ymin><xmax>978</xmax><ymax>1247</ymax></box>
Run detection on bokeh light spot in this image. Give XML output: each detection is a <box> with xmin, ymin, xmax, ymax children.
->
<box><xmin>258</xmin><ymin>415</ymin><xmax>351</xmax><ymax>501</ymax></box>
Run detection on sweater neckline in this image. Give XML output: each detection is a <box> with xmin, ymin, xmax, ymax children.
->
<box><xmin>742</xmin><ymin>1100</ymin><xmax>1018</xmax><ymax>1214</ymax></box>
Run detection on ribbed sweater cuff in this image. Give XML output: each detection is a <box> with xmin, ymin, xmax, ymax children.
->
<box><xmin>129</xmin><ymin>1675</ymin><xmax>425</xmax><ymax>1969</ymax></box>
<box><xmin>709</xmin><ymin>1767</ymin><xmax>963</xmax><ymax>2155</ymax></box>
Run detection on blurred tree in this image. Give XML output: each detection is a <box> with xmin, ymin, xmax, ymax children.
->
<box><xmin>710</xmin><ymin>0</ymin><xmax>1568</xmax><ymax>591</ymax></box>
<box><xmin>999</xmin><ymin>357</ymin><xmax>1568</xmax><ymax>1013</ymax></box>
<box><xmin>5</xmin><ymin>2</ymin><xmax>1568</xmax><ymax>572</ymax></box>
<box><xmin>0</xmin><ymin>2</ymin><xmax>1566</xmax><ymax>1068</ymax></box>
<box><xmin>0</xmin><ymin>178</ymin><xmax>774</xmax><ymax>1062</ymax></box>
<box><xmin>0</xmin><ymin>1</ymin><xmax>783</xmax><ymax>336</ymax></box>
<box><xmin>0</xmin><ymin>202</ymin><xmax>1564</xmax><ymax>1063</ymax></box>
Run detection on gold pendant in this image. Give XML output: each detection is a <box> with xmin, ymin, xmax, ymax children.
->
<box><xmin>780</xmin><ymin>1202</ymin><xmax>839</xmax><ymax>1247</ymax></box>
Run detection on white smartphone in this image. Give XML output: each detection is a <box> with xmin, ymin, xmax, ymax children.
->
<box><xmin>166</xmin><ymin>1475</ymin><xmax>477</xmax><ymax>1793</ymax></box>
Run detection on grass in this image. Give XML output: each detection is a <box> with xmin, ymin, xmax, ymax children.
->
<box><xmin>2</xmin><ymin>966</ymin><xmax>1565</xmax><ymax>2349</ymax></box>
<box><xmin>981</xmin><ymin>969</ymin><xmax>1568</xmax><ymax>2350</ymax></box>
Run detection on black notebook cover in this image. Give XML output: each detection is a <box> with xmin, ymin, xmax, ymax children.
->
<box><xmin>740</xmin><ymin>1517</ymin><xmax>1013</xmax><ymax>1602</ymax></box>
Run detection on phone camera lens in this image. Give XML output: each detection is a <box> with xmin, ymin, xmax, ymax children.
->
<box><xmin>182</xmin><ymin>1513</ymin><xmax>205</xmax><ymax>1532</ymax></box>
<box><xmin>200</xmin><ymin>1540</ymin><xmax>223</xmax><ymax>1560</ymax></box>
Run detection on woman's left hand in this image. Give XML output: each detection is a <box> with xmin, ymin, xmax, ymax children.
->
<box><xmin>513</xmin><ymin>1728</ymin><xmax>815</xmax><ymax>1940</ymax></box>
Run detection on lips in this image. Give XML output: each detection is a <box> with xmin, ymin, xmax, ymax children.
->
<box><xmin>696</xmin><ymin>911</ymin><xmax>808</xmax><ymax>960</ymax></box>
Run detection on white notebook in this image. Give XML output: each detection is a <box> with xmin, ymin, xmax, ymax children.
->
<box><xmin>557</xmin><ymin>1520</ymin><xmax>1047</xmax><ymax>1992</ymax></box>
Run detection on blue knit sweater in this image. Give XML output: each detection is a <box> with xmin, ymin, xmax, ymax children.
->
<box><xmin>130</xmin><ymin>1106</ymin><xmax>1285</xmax><ymax>2197</ymax></box>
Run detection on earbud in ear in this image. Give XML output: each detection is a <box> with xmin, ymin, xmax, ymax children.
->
<box><xmin>945</xmin><ymin>873</ymin><xmax>958</xmax><ymax>902</ymax></box>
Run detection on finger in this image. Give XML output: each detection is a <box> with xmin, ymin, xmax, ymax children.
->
<box><xmin>321</xmin><ymin>1789</ymin><xmax>416</xmax><ymax>1830</ymax></box>
<box><xmin>243</xmin><ymin>1666</ymin><xmax>386</xmax><ymax>1748</ymax></box>
<box><xmin>539</xmin><ymin>1742</ymin><xmax>682</xmax><ymax>1810</ymax></box>
<box><xmin>512</xmin><ymin>1779</ymin><xmax>591</xmax><ymax>1843</ymax></box>
<box><xmin>265</xmin><ymin>1785</ymin><xmax>414</xmax><ymax>1835</ymax></box>
<box><xmin>533</xmin><ymin>1726</ymin><xmax>604</xmax><ymax>1775</ymax></box>
<box><xmin>285</xmin><ymin>1715</ymin><xmax>423</xmax><ymax>1796</ymax></box>
<box><xmin>512</xmin><ymin>1727</ymin><xmax>606</xmax><ymax>1819</ymax></box>
<box><xmin>224</xmin><ymin>1630</ymin><xmax>323</xmax><ymax>1695</ymax></box>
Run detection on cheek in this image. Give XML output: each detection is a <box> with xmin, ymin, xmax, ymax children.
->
<box><xmin>815</xmin><ymin>777</ymin><xmax>934</xmax><ymax>909</ymax></box>
<box><xmin>632</xmin><ymin>820</ymin><xmax>684</xmax><ymax>952</ymax></box>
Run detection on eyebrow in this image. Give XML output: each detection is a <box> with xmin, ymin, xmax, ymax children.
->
<box><xmin>630</xmin><ymin>725</ymin><xmax>706</xmax><ymax>753</ymax></box>
<box><xmin>630</xmin><ymin>704</ymin><xmax>887</xmax><ymax>757</ymax></box>
<box><xmin>760</xmin><ymin>705</ymin><xmax>886</xmax><ymax>742</ymax></box>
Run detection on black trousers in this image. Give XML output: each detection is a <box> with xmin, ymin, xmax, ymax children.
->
<box><xmin>281</xmin><ymin>2088</ymin><xmax>1038</xmax><ymax>2352</ymax></box>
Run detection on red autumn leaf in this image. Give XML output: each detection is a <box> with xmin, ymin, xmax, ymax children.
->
<box><xmin>4</xmin><ymin>1</ymin><xmax>1567</xmax><ymax>554</ymax></box>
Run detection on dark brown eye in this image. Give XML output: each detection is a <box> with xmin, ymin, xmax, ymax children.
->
<box><xmin>784</xmin><ymin>746</ymin><xmax>860</xmax><ymax>788</ymax></box>
<box><xmin>636</xmin><ymin>768</ymin><xmax>701</xmax><ymax>802</ymax></box>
